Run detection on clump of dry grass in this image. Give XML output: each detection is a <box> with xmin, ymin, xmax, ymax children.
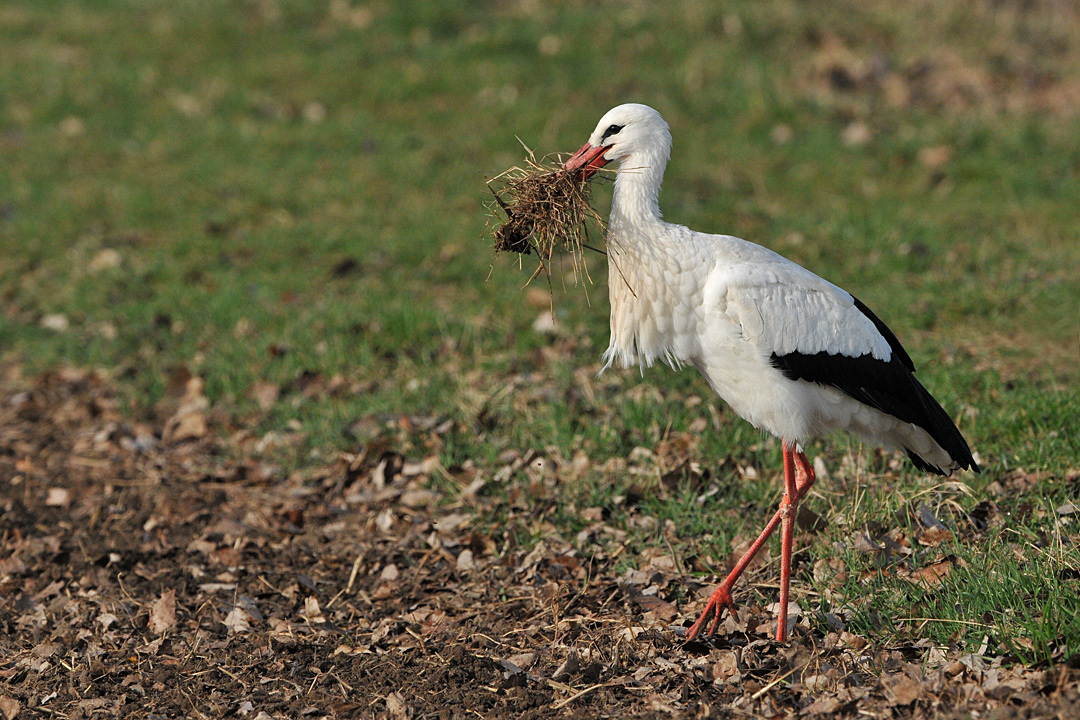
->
<box><xmin>486</xmin><ymin>148</ymin><xmax>605</xmax><ymax>288</ymax></box>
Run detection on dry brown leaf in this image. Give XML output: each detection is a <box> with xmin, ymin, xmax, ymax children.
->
<box><xmin>882</xmin><ymin>73</ymin><xmax>912</xmax><ymax>108</ymax></box>
<box><xmin>839</xmin><ymin>631</ymin><xmax>868</xmax><ymax>650</ymax></box>
<box><xmin>642</xmin><ymin>596</ymin><xmax>679</xmax><ymax>622</ymax></box>
<box><xmin>88</xmin><ymin>248</ymin><xmax>122</xmax><ymax>273</ymax></box>
<box><xmin>711</xmin><ymin>651</ymin><xmax>741</xmax><ymax>682</ymax></box>
<box><xmin>813</xmin><ymin>557</ymin><xmax>847</xmax><ymax>588</ymax></box>
<box><xmin>644</xmin><ymin>551</ymin><xmax>677</xmax><ymax>574</ymax></box>
<box><xmin>163</xmin><ymin>409</ymin><xmax>207</xmax><ymax>442</ymax></box>
<box><xmin>45</xmin><ymin>487</ymin><xmax>71</xmax><ymax>507</ymax></box>
<box><xmin>531</xmin><ymin>310</ymin><xmax>558</xmax><ymax>334</ymax></box>
<box><xmin>222</xmin><ymin>606</ymin><xmax>253</xmax><ymax>634</ymax></box>
<box><xmin>581</xmin><ymin>507</ymin><xmax>605</xmax><ymax>522</ymax></box>
<box><xmin>40</xmin><ymin>313</ymin><xmax>69</xmax><ymax>332</ymax></box>
<box><xmin>162</xmin><ymin>376</ymin><xmax>210</xmax><ymax>443</ymax></box>
<box><xmin>552</xmin><ymin>650</ymin><xmax>579</xmax><ymax>682</ymax></box>
<box><xmin>385</xmin><ymin>690</ymin><xmax>411</xmax><ymax>719</ymax></box>
<box><xmin>524</xmin><ymin>287</ymin><xmax>551</xmax><ymax>309</ymax></box>
<box><xmin>904</xmin><ymin>557</ymin><xmax>954</xmax><ymax>587</ymax></box>
<box><xmin>433</xmin><ymin>513</ymin><xmax>469</xmax><ymax>533</ymax></box>
<box><xmin>803</xmin><ymin>695</ymin><xmax>842</xmax><ymax>714</ymax></box>
<box><xmin>842</xmin><ymin>121</ymin><xmax>872</xmax><ymax>146</ymax></box>
<box><xmin>211</xmin><ymin>546</ymin><xmax>243</xmax><ymax>567</ymax></box>
<box><xmin>917</xmin><ymin>526</ymin><xmax>953</xmax><ymax>547</ymax></box>
<box><xmin>33</xmin><ymin>642</ymin><xmax>58</xmax><ymax>659</ymax></box>
<box><xmin>399</xmin><ymin>489</ymin><xmax>437</xmax><ymax>508</ymax></box>
<box><xmin>248</xmin><ymin>381</ymin><xmax>280</xmax><ymax>411</ymax></box>
<box><xmin>507</xmin><ymin>652</ymin><xmax>536</xmax><ymax>670</ymax></box>
<box><xmin>882</xmin><ymin>672</ymin><xmax>921</xmax><ymax>706</ymax></box>
<box><xmin>148</xmin><ymin>588</ymin><xmax>177</xmax><ymax>634</ymax></box>
<box><xmin>0</xmin><ymin>697</ymin><xmax>20</xmax><ymax>720</ymax></box>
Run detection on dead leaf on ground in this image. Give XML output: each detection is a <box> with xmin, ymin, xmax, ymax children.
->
<box><xmin>45</xmin><ymin>487</ymin><xmax>71</xmax><ymax>507</ymax></box>
<box><xmin>882</xmin><ymin>672</ymin><xmax>921</xmax><ymax>706</ymax></box>
<box><xmin>303</xmin><ymin>596</ymin><xmax>325</xmax><ymax>624</ymax></box>
<box><xmin>916</xmin><ymin>526</ymin><xmax>953</xmax><ymax>547</ymax></box>
<box><xmin>148</xmin><ymin>588</ymin><xmax>177</xmax><ymax>634</ymax></box>
<box><xmin>711</xmin><ymin>651</ymin><xmax>741</xmax><ymax>682</ymax></box>
<box><xmin>162</xmin><ymin>376</ymin><xmax>210</xmax><ymax>443</ymax></box>
<box><xmin>385</xmin><ymin>690</ymin><xmax>411</xmax><ymax>719</ymax></box>
<box><xmin>223</xmin><ymin>606</ymin><xmax>253</xmax><ymax>634</ymax></box>
<box><xmin>248</xmin><ymin>381</ymin><xmax>280</xmax><ymax>411</ymax></box>
<box><xmin>630</xmin><ymin>592</ymin><xmax>679</xmax><ymax>622</ymax></box>
<box><xmin>0</xmin><ymin>697</ymin><xmax>20</xmax><ymax>720</ymax></box>
<box><xmin>903</xmin><ymin>557</ymin><xmax>955</xmax><ymax>587</ymax></box>
<box><xmin>552</xmin><ymin>650</ymin><xmax>579</xmax><ymax>682</ymax></box>
<box><xmin>918</xmin><ymin>145</ymin><xmax>953</xmax><ymax>169</ymax></box>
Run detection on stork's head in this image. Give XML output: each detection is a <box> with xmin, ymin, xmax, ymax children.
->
<box><xmin>564</xmin><ymin>104</ymin><xmax>672</xmax><ymax>178</ymax></box>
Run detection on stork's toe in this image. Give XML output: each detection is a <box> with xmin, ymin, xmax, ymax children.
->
<box><xmin>686</xmin><ymin>585</ymin><xmax>738</xmax><ymax>640</ymax></box>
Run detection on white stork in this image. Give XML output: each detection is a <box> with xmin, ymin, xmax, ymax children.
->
<box><xmin>563</xmin><ymin>103</ymin><xmax>978</xmax><ymax>643</ymax></box>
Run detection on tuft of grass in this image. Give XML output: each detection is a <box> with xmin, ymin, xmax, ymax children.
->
<box><xmin>838</xmin><ymin>504</ymin><xmax>1080</xmax><ymax>665</ymax></box>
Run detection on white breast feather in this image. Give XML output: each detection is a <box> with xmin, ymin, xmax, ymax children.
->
<box><xmin>601</xmin><ymin>225</ymin><xmax>710</xmax><ymax>372</ymax></box>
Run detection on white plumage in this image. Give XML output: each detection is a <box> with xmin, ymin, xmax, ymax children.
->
<box><xmin>564</xmin><ymin>103</ymin><xmax>977</xmax><ymax>642</ymax></box>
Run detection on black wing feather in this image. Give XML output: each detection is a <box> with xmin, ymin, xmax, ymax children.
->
<box><xmin>769</xmin><ymin>295</ymin><xmax>977</xmax><ymax>475</ymax></box>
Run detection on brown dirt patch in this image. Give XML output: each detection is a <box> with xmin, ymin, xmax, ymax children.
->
<box><xmin>1</xmin><ymin>369</ymin><xmax>1077</xmax><ymax>718</ymax></box>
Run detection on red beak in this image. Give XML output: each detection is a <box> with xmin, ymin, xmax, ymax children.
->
<box><xmin>563</xmin><ymin>142</ymin><xmax>611</xmax><ymax>179</ymax></box>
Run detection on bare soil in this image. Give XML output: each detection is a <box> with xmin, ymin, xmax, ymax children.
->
<box><xmin>1</xmin><ymin>369</ymin><xmax>1077</xmax><ymax>719</ymax></box>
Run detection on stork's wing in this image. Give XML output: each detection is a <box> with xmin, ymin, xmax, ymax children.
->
<box><xmin>722</xmin><ymin>266</ymin><xmax>902</xmax><ymax>363</ymax></box>
<box><xmin>722</xmin><ymin>267</ymin><xmax>975</xmax><ymax>475</ymax></box>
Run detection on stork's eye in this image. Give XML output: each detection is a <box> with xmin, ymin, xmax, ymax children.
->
<box><xmin>601</xmin><ymin>124</ymin><xmax>623</xmax><ymax>141</ymax></box>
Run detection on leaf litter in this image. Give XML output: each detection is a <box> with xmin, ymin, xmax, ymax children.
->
<box><xmin>0</xmin><ymin>366</ymin><xmax>1078</xmax><ymax>719</ymax></box>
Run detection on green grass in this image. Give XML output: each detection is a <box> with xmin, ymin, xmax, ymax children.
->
<box><xmin>2</xmin><ymin>0</ymin><xmax>1078</xmax><ymax>661</ymax></box>
<box><xmin>835</xmin><ymin>492</ymin><xmax>1080</xmax><ymax>665</ymax></box>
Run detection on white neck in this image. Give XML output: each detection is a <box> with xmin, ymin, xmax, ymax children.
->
<box><xmin>609</xmin><ymin>146</ymin><xmax>669</xmax><ymax>231</ymax></box>
<box><xmin>603</xmin><ymin>142</ymin><xmax>702</xmax><ymax>372</ymax></box>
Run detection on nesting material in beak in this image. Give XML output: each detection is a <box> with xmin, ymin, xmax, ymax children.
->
<box><xmin>486</xmin><ymin>146</ymin><xmax>607</xmax><ymax>292</ymax></box>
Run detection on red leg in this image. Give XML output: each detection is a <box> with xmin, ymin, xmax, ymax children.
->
<box><xmin>776</xmin><ymin>445</ymin><xmax>816</xmax><ymax>641</ymax></box>
<box><xmin>686</xmin><ymin>507</ymin><xmax>783</xmax><ymax>639</ymax></box>
<box><xmin>686</xmin><ymin>442</ymin><xmax>817</xmax><ymax>642</ymax></box>
<box><xmin>775</xmin><ymin>443</ymin><xmax>799</xmax><ymax>641</ymax></box>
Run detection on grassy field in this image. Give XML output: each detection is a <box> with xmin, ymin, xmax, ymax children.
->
<box><xmin>2</xmin><ymin>0</ymin><xmax>1079</xmax><ymax>701</ymax></box>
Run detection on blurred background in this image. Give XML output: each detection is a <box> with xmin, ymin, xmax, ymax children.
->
<box><xmin>1</xmin><ymin>0</ymin><xmax>1078</xmax><ymax>463</ymax></box>
<box><xmin>1</xmin><ymin>0</ymin><xmax>1079</xmax><ymax>664</ymax></box>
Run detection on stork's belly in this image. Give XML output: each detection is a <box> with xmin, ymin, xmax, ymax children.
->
<box><xmin>693</xmin><ymin>349</ymin><xmax>952</xmax><ymax>470</ymax></box>
<box><xmin>692</xmin><ymin>348</ymin><xmax>881</xmax><ymax>444</ymax></box>
<box><xmin>693</xmin><ymin>350</ymin><xmax>818</xmax><ymax>441</ymax></box>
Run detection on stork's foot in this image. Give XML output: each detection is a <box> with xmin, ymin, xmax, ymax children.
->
<box><xmin>686</xmin><ymin>583</ymin><xmax>738</xmax><ymax>641</ymax></box>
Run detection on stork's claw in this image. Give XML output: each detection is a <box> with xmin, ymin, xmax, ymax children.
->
<box><xmin>686</xmin><ymin>584</ymin><xmax>738</xmax><ymax>640</ymax></box>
